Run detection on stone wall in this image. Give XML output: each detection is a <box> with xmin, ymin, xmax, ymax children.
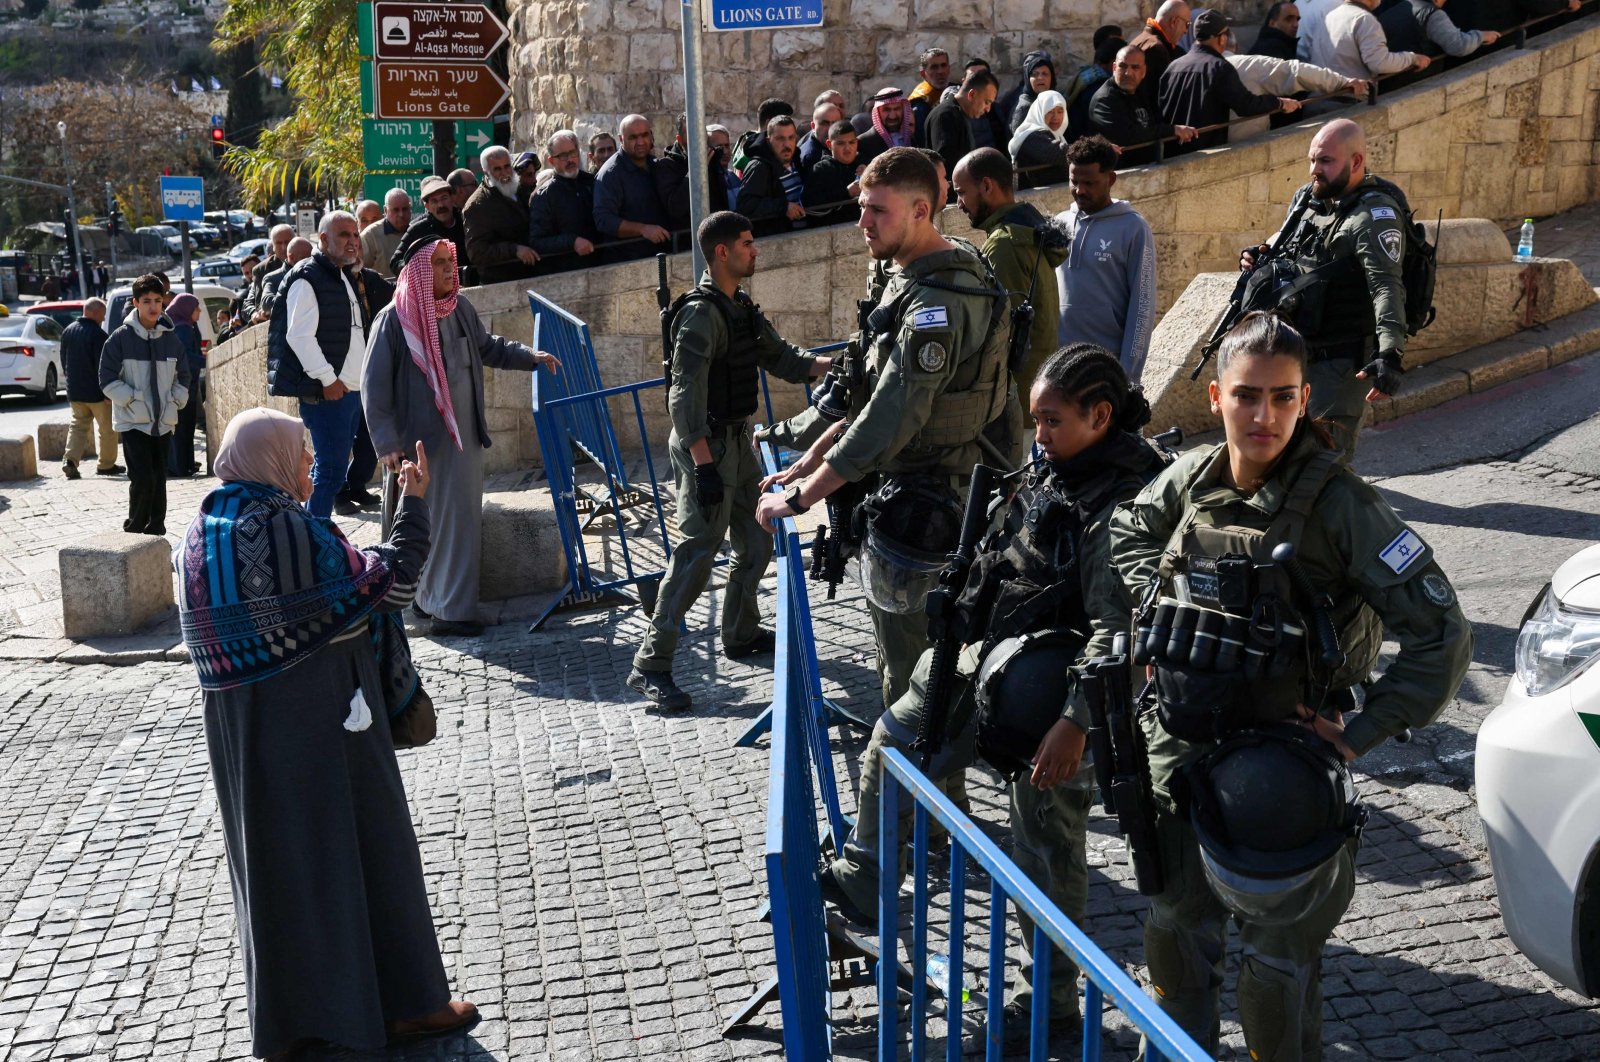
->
<box><xmin>506</xmin><ymin>0</ymin><xmax>1163</xmax><ymax>149</ymax></box>
<box><xmin>209</xmin><ymin>17</ymin><xmax>1600</xmax><ymax>472</ymax></box>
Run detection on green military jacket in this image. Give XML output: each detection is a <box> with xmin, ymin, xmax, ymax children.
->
<box><xmin>1282</xmin><ymin>174</ymin><xmax>1409</xmax><ymax>357</ymax></box>
<box><xmin>668</xmin><ymin>271</ymin><xmax>818</xmax><ymax>446</ymax></box>
<box><xmin>824</xmin><ymin>241</ymin><xmax>1008</xmax><ymax>482</ymax></box>
<box><xmin>1110</xmin><ymin>430</ymin><xmax>1471</xmax><ymax>763</ymax></box>
<box><xmin>976</xmin><ymin>201</ymin><xmax>1067</xmax><ymax>401</ymax></box>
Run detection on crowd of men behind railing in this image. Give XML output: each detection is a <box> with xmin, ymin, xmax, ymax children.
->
<box><xmin>218</xmin><ymin>0</ymin><xmax>1588</xmax><ymax>344</ymax></box>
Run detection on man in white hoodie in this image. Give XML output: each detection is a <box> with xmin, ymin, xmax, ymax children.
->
<box><xmin>1053</xmin><ymin>135</ymin><xmax>1157</xmax><ymax>380</ymax></box>
<box><xmin>1310</xmin><ymin>0</ymin><xmax>1431</xmax><ymax>80</ymax></box>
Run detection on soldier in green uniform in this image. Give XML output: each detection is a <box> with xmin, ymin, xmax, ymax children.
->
<box><xmin>1109</xmin><ymin>312</ymin><xmax>1472</xmax><ymax>1060</ymax></box>
<box><xmin>813</xmin><ymin>345</ymin><xmax>1166</xmax><ymax>1049</ymax></box>
<box><xmin>1240</xmin><ymin>119</ymin><xmax>1412</xmax><ymax>457</ymax></box>
<box><xmin>757</xmin><ymin>147</ymin><xmax>1021</xmax><ymax>713</ymax></box>
<box><xmin>626</xmin><ymin>212</ymin><xmax>830</xmax><ymax>710</ymax></box>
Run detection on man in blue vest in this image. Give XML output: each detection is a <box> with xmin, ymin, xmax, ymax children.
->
<box><xmin>266</xmin><ymin>211</ymin><xmax>376</xmax><ymax>518</ymax></box>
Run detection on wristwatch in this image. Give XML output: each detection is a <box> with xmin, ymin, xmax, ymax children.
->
<box><xmin>783</xmin><ymin>485</ymin><xmax>809</xmax><ymax>514</ymax></box>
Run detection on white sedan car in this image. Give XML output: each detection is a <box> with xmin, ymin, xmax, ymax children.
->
<box><xmin>1478</xmin><ymin>545</ymin><xmax>1600</xmax><ymax>997</ymax></box>
<box><xmin>0</xmin><ymin>313</ymin><xmax>65</xmax><ymax>402</ymax></box>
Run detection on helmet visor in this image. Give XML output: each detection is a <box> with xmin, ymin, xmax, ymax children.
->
<box><xmin>858</xmin><ymin>531</ymin><xmax>943</xmax><ymax>614</ymax></box>
<box><xmin>1198</xmin><ymin>846</ymin><xmax>1342</xmax><ymax>927</ymax></box>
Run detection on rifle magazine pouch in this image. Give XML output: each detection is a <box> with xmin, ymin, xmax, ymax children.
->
<box><xmin>1153</xmin><ymin>661</ymin><xmax>1246</xmax><ymax>743</ymax></box>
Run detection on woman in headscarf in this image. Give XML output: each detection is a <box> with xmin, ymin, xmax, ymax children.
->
<box><xmin>1009</xmin><ymin>89</ymin><xmax>1071</xmax><ymax>189</ymax></box>
<box><xmin>1003</xmin><ymin>50</ymin><xmax>1057</xmax><ymax>132</ymax></box>
<box><xmin>363</xmin><ymin>237</ymin><xmax>561</xmax><ymax>637</ymax></box>
<box><xmin>178</xmin><ymin>408</ymin><xmax>476</xmax><ymax>1059</ymax></box>
<box><xmin>165</xmin><ymin>292</ymin><xmax>204</xmax><ymax>477</ymax></box>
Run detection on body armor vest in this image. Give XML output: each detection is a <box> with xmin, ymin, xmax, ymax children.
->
<box><xmin>1283</xmin><ymin>182</ymin><xmax>1404</xmax><ymax>349</ymax></box>
<box><xmin>669</xmin><ymin>284</ymin><xmax>763</xmax><ymax>422</ymax></box>
<box><xmin>1143</xmin><ymin>448</ymin><xmax>1383</xmax><ymax>741</ymax></box>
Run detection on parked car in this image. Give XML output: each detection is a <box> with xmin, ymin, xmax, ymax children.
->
<box><xmin>135</xmin><ymin>224</ymin><xmax>191</xmax><ymax>257</ymax></box>
<box><xmin>193</xmin><ymin>257</ymin><xmax>246</xmax><ymax>292</ymax></box>
<box><xmin>26</xmin><ymin>300</ymin><xmax>85</xmax><ymax>329</ymax></box>
<box><xmin>0</xmin><ymin>312</ymin><xmax>65</xmax><ymax>401</ymax></box>
<box><xmin>226</xmin><ymin>238</ymin><xmax>270</xmax><ymax>262</ymax></box>
<box><xmin>1478</xmin><ymin>545</ymin><xmax>1600</xmax><ymax>997</ymax></box>
<box><xmin>189</xmin><ymin>222</ymin><xmax>223</xmax><ymax>249</ymax></box>
<box><xmin>106</xmin><ymin>281</ymin><xmax>233</xmax><ymax>353</ymax></box>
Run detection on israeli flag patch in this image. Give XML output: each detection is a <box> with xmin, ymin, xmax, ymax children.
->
<box><xmin>911</xmin><ymin>305</ymin><xmax>949</xmax><ymax>329</ymax></box>
<box><xmin>1370</xmin><ymin>206</ymin><xmax>1397</xmax><ymax>220</ymax></box>
<box><xmin>1380</xmin><ymin>529</ymin><xmax>1426</xmax><ymax>574</ymax></box>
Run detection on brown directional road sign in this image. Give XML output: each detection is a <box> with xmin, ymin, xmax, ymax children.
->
<box><xmin>374</xmin><ymin>62</ymin><xmax>511</xmax><ymax>120</ymax></box>
<box><xmin>373</xmin><ymin>2</ymin><xmax>509</xmax><ymax>63</ymax></box>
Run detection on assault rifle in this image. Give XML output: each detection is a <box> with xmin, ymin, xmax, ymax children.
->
<box><xmin>912</xmin><ymin>463</ymin><xmax>1001</xmax><ymax>766</ymax></box>
<box><xmin>1082</xmin><ymin>633</ymin><xmax>1165</xmax><ymax>895</ymax></box>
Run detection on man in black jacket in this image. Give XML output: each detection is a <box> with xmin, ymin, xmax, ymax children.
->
<box><xmin>926</xmin><ymin>70</ymin><xmax>999</xmax><ymax>185</ymax></box>
<box><xmin>1159</xmin><ymin>10</ymin><xmax>1300</xmax><ymax>150</ymax></box>
<box><xmin>61</xmin><ymin>298</ymin><xmax>121</xmax><ymax>479</ymax></box>
<box><xmin>1091</xmin><ymin>45</ymin><xmax>1198</xmax><ymax>165</ymax></box>
<box><xmin>1251</xmin><ymin>2</ymin><xmax>1303</xmax><ymax>58</ymax></box>
<box><xmin>737</xmin><ymin>116</ymin><xmax>808</xmax><ymax>236</ymax></box>
<box><xmin>462</xmin><ymin>145</ymin><xmax>539</xmax><ymax>284</ymax></box>
<box><xmin>389</xmin><ymin>175</ymin><xmax>471</xmax><ymax>278</ymax></box>
<box><xmin>529</xmin><ymin>129</ymin><xmax>604</xmax><ymax>272</ymax></box>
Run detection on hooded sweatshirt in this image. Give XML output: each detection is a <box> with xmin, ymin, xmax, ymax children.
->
<box><xmin>975</xmin><ymin>200</ymin><xmax>1068</xmax><ymax>401</ymax></box>
<box><xmin>1053</xmin><ymin>199</ymin><xmax>1157</xmax><ymax>379</ymax></box>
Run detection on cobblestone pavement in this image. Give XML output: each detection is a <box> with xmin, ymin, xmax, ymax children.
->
<box><xmin>5</xmin><ymin>208</ymin><xmax>1600</xmax><ymax>1058</ymax></box>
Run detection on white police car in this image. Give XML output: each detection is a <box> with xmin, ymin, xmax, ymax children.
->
<box><xmin>1477</xmin><ymin>544</ymin><xmax>1600</xmax><ymax>997</ymax></box>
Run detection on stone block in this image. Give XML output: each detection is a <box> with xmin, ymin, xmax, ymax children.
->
<box><xmin>849</xmin><ymin>0</ymin><xmax>909</xmax><ymax>30</ymax></box>
<box><xmin>0</xmin><ymin>435</ymin><xmax>37</xmax><ymax>480</ymax></box>
<box><xmin>58</xmin><ymin>534</ymin><xmax>174</xmax><ymax>639</ymax></box>
<box><xmin>36</xmin><ymin>422</ymin><xmax>90</xmax><ymax>463</ymax></box>
<box><xmin>1428</xmin><ymin>219</ymin><xmax>1512</xmax><ymax>265</ymax></box>
<box><xmin>772</xmin><ymin>30</ymin><xmax>828</xmax><ymax>68</ymax></box>
<box><xmin>1451</xmin><ymin>337</ymin><xmax>1551</xmax><ymax>393</ymax></box>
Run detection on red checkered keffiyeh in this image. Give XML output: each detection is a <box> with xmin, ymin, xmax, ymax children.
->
<box><xmin>392</xmin><ymin>238</ymin><xmax>463</xmax><ymax>451</ymax></box>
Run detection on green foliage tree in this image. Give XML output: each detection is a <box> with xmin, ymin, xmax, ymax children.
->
<box><xmin>214</xmin><ymin>0</ymin><xmax>360</xmax><ymax>206</ymax></box>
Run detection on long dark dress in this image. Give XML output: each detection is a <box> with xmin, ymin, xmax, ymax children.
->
<box><xmin>201</xmin><ymin>497</ymin><xmax>448</xmax><ymax>1058</ymax></box>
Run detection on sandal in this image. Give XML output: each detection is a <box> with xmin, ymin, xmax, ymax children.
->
<box><xmin>387</xmin><ymin>999</ymin><xmax>480</xmax><ymax>1041</ymax></box>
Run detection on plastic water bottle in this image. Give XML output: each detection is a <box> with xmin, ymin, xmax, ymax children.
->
<box><xmin>925</xmin><ymin>953</ymin><xmax>971</xmax><ymax>1003</ymax></box>
<box><xmin>1517</xmin><ymin>218</ymin><xmax>1535</xmax><ymax>262</ymax></box>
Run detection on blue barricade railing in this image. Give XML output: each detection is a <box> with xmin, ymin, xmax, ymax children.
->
<box><xmin>878</xmin><ymin>747</ymin><xmax>1211</xmax><ymax>1062</ymax></box>
<box><xmin>529</xmin><ymin>291</ymin><xmax>672</xmax><ymax>629</ymax></box>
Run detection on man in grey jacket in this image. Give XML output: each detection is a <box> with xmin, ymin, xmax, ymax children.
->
<box><xmin>1052</xmin><ymin>136</ymin><xmax>1157</xmax><ymax>379</ymax></box>
<box><xmin>1310</xmin><ymin>0</ymin><xmax>1430</xmax><ymax>80</ymax></box>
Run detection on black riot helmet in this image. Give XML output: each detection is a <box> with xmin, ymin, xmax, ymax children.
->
<box><xmin>973</xmin><ymin>630</ymin><xmax>1087</xmax><ymax>779</ymax></box>
<box><xmin>1185</xmin><ymin>724</ymin><xmax>1364</xmax><ymax>926</ymax></box>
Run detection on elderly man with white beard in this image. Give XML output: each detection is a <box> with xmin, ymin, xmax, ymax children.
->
<box><xmin>528</xmin><ymin>129</ymin><xmax>605</xmax><ymax>269</ymax></box>
<box><xmin>461</xmin><ymin>144</ymin><xmax>540</xmax><ymax>283</ymax></box>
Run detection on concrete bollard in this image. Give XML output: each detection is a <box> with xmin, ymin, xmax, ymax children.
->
<box><xmin>59</xmin><ymin>533</ymin><xmax>175</xmax><ymax>639</ymax></box>
<box><xmin>0</xmin><ymin>435</ymin><xmax>37</xmax><ymax>480</ymax></box>
<box><xmin>479</xmin><ymin>490</ymin><xmax>569</xmax><ymax>601</ymax></box>
<box><xmin>36</xmin><ymin>422</ymin><xmax>92</xmax><ymax>463</ymax></box>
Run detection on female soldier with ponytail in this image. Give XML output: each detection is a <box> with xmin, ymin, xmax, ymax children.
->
<box><xmin>1110</xmin><ymin>313</ymin><xmax>1470</xmax><ymax>1060</ymax></box>
<box><xmin>818</xmin><ymin>343</ymin><xmax>1168</xmax><ymax>1050</ymax></box>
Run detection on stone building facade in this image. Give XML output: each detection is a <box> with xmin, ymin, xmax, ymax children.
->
<box><xmin>504</xmin><ymin>0</ymin><xmax>1251</xmax><ymax>149</ymax></box>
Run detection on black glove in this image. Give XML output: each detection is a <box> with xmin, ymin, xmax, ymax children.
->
<box><xmin>1358</xmin><ymin>351</ymin><xmax>1404</xmax><ymax>396</ymax></box>
<box><xmin>694</xmin><ymin>462</ymin><xmax>724</xmax><ymax>507</ymax></box>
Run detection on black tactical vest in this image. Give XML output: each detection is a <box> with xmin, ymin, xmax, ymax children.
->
<box><xmin>1286</xmin><ymin>181</ymin><xmax>1404</xmax><ymax>348</ymax></box>
<box><xmin>670</xmin><ymin>284</ymin><xmax>763</xmax><ymax>421</ymax></box>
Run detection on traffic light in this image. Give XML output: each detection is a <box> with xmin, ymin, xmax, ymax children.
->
<box><xmin>211</xmin><ymin>126</ymin><xmax>225</xmax><ymax>160</ymax></box>
<box><xmin>108</xmin><ymin>208</ymin><xmax>120</xmax><ymax>237</ymax></box>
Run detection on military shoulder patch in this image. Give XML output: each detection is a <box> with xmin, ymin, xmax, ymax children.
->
<box><xmin>917</xmin><ymin>338</ymin><xmax>949</xmax><ymax>372</ymax></box>
<box><xmin>1420</xmin><ymin>571</ymin><xmax>1455</xmax><ymax>608</ymax></box>
<box><xmin>1370</xmin><ymin>206</ymin><xmax>1397</xmax><ymax>220</ymax></box>
<box><xmin>911</xmin><ymin>305</ymin><xmax>949</xmax><ymax>329</ymax></box>
<box><xmin>1379</xmin><ymin>229</ymin><xmax>1403</xmax><ymax>263</ymax></box>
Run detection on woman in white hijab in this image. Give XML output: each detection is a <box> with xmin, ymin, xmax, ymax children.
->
<box><xmin>1008</xmin><ymin>89</ymin><xmax>1070</xmax><ymax>190</ymax></box>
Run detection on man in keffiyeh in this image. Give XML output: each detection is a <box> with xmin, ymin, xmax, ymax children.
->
<box><xmin>856</xmin><ymin>86</ymin><xmax>913</xmax><ymax>168</ymax></box>
<box><xmin>362</xmin><ymin>238</ymin><xmax>562</xmax><ymax>637</ymax></box>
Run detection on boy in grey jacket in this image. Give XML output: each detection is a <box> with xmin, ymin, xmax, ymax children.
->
<box><xmin>99</xmin><ymin>274</ymin><xmax>190</xmax><ymax>535</ymax></box>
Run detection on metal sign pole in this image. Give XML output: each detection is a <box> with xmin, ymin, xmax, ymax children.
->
<box><xmin>680</xmin><ymin>0</ymin><xmax>709</xmax><ymax>278</ymax></box>
<box><xmin>105</xmin><ymin>181</ymin><xmax>118</xmax><ymax>281</ymax></box>
<box><xmin>180</xmin><ymin>220</ymin><xmax>193</xmax><ymax>293</ymax></box>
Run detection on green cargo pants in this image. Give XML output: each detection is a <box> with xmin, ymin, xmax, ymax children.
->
<box><xmin>634</xmin><ymin>427</ymin><xmax>767</xmax><ymax>672</ymax></box>
<box><xmin>829</xmin><ymin>646</ymin><xmax>1089</xmax><ymax>1022</ymax></box>
<box><xmin>1308</xmin><ymin>357</ymin><xmax>1369</xmax><ymax>461</ymax></box>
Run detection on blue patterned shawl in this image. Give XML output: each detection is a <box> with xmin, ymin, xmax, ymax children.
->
<box><xmin>177</xmin><ymin>480</ymin><xmax>412</xmax><ymax>696</ymax></box>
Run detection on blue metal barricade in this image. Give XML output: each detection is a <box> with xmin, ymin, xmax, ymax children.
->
<box><xmin>877</xmin><ymin>747</ymin><xmax>1211</xmax><ymax>1062</ymax></box>
<box><xmin>528</xmin><ymin>291</ymin><xmax>673</xmax><ymax>629</ymax></box>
